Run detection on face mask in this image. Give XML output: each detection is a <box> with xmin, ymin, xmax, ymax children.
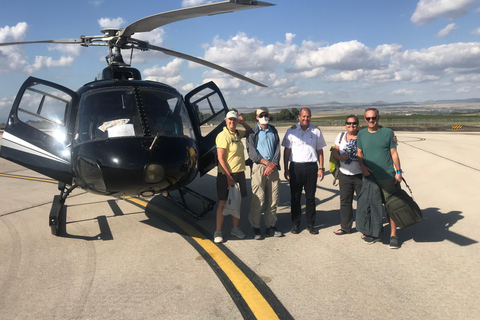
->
<box><xmin>259</xmin><ymin>117</ymin><xmax>269</xmax><ymax>125</ymax></box>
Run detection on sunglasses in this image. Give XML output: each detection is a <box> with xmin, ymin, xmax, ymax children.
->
<box><xmin>365</xmin><ymin>117</ymin><xmax>377</xmax><ymax>121</ymax></box>
<box><xmin>346</xmin><ymin>122</ymin><xmax>357</xmax><ymax>125</ymax></box>
<box><xmin>258</xmin><ymin>114</ymin><xmax>269</xmax><ymax>118</ymax></box>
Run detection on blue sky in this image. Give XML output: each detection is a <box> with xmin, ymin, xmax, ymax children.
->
<box><xmin>1</xmin><ymin>0</ymin><xmax>480</xmax><ymax>121</ymax></box>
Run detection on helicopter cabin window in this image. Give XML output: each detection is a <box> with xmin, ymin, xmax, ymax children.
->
<box><xmin>188</xmin><ymin>88</ymin><xmax>226</xmax><ymax>137</ymax></box>
<box><xmin>17</xmin><ymin>84</ymin><xmax>69</xmax><ymax>142</ymax></box>
<box><xmin>76</xmin><ymin>87</ymin><xmax>194</xmax><ymax>143</ymax></box>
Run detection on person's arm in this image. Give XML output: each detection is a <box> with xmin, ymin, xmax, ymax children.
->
<box><xmin>357</xmin><ymin>148</ymin><xmax>372</xmax><ymax>176</ymax></box>
<box><xmin>217</xmin><ymin>148</ymin><xmax>235</xmax><ymax>186</ymax></box>
<box><xmin>317</xmin><ymin>148</ymin><xmax>324</xmax><ymax>181</ymax></box>
<box><xmin>390</xmin><ymin>147</ymin><xmax>402</xmax><ymax>183</ymax></box>
<box><xmin>283</xmin><ymin>147</ymin><xmax>291</xmax><ymax>180</ymax></box>
<box><xmin>332</xmin><ymin>145</ymin><xmax>348</xmax><ymax>161</ymax></box>
<box><xmin>238</xmin><ymin>114</ymin><xmax>251</xmax><ymax>132</ymax></box>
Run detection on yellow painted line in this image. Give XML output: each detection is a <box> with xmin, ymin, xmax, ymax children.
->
<box><xmin>127</xmin><ymin>196</ymin><xmax>279</xmax><ymax>320</ymax></box>
<box><xmin>0</xmin><ymin>173</ymin><xmax>57</xmax><ymax>183</ymax></box>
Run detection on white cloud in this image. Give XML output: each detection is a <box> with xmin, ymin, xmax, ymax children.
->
<box><xmin>143</xmin><ymin>58</ymin><xmax>184</xmax><ymax>85</ymax></box>
<box><xmin>472</xmin><ymin>27</ymin><xmax>480</xmax><ymax>35</ymax></box>
<box><xmin>325</xmin><ymin>69</ymin><xmax>365</xmax><ymax>82</ymax></box>
<box><xmin>98</xmin><ymin>17</ymin><xmax>126</xmax><ymax>29</ymax></box>
<box><xmin>24</xmin><ymin>56</ymin><xmax>74</xmax><ymax>74</ymax></box>
<box><xmin>398</xmin><ymin>42</ymin><xmax>480</xmax><ymax>72</ymax></box>
<box><xmin>182</xmin><ymin>0</ymin><xmax>208</xmax><ymax>7</ymax></box>
<box><xmin>456</xmin><ymin>86</ymin><xmax>472</xmax><ymax>92</ymax></box>
<box><xmin>411</xmin><ymin>0</ymin><xmax>476</xmax><ymax>25</ymax></box>
<box><xmin>48</xmin><ymin>44</ymin><xmax>82</xmax><ymax>56</ymax></box>
<box><xmin>391</xmin><ymin>88</ymin><xmax>423</xmax><ymax>95</ymax></box>
<box><xmin>0</xmin><ymin>22</ymin><xmax>29</xmax><ymax>73</ymax></box>
<box><xmin>437</xmin><ymin>23</ymin><xmax>457</xmax><ymax>37</ymax></box>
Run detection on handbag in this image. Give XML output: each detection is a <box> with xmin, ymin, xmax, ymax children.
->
<box><xmin>222</xmin><ymin>182</ymin><xmax>241</xmax><ymax>218</ymax></box>
<box><xmin>329</xmin><ymin>132</ymin><xmax>345</xmax><ymax>185</ymax></box>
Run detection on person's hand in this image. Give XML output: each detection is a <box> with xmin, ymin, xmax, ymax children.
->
<box><xmin>263</xmin><ymin>166</ymin><xmax>273</xmax><ymax>176</ymax></box>
<box><xmin>284</xmin><ymin>169</ymin><xmax>290</xmax><ymax>180</ymax></box>
<box><xmin>238</xmin><ymin>114</ymin><xmax>245</xmax><ymax>123</ymax></box>
<box><xmin>226</xmin><ymin>174</ymin><xmax>235</xmax><ymax>186</ymax></box>
<box><xmin>395</xmin><ymin>172</ymin><xmax>402</xmax><ymax>183</ymax></box>
<box><xmin>318</xmin><ymin>169</ymin><xmax>324</xmax><ymax>181</ymax></box>
<box><xmin>361</xmin><ymin>165</ymin><xmax>372</xmax><ymax>176</ymax></box>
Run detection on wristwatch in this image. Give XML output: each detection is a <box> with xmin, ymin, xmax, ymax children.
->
<box><xmin>319</xmin><ymin>168</ymin><xmax>325</xmax><ymax>171</ymax></box>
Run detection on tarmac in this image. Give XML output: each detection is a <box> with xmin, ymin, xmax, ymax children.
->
<box><xmin>0</xmin><ymin>127</ymin><xmax>479</xmax><ymax>320</ymax></box>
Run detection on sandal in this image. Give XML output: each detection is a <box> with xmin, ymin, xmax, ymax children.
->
<box><xmin>334</xmin><ymin>229</ymin><xmax>349</xmax><ymax>235</ymax></box>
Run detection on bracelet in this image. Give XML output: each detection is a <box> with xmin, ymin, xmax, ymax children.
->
<box><xmin>396</xmin><ymin>170</ymin><xmax>403</xmax><ymax>174</ymax></box>
<box><xmin>319</xmin><ymin>168</ymin><xmax>325</xmax><ymax>171</ymax></box>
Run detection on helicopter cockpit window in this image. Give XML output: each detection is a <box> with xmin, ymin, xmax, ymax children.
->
<box><xmin>17</xmin><ymin>84</ymin><xmax>69</xmax><ymax>143</ymax></box>
<box><xmin>76</xmin><ymin>87</ymin><xmax>194</xmax><ymax>143</ymax></box>
<box><xmin>141</xmin><ymin>89</ymin><xmax>194</xmax><ymax>139</ymax></box>
<box><xmin>188</xmin><ymin>88</ymin><xmax>226</xmax><ymax>137</ymax></box>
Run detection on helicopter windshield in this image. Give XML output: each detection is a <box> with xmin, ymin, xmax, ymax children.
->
<box><xmin>76</xmin><ymin>87</ymin><xmax>194</xmax><ymax>143</ymax></box>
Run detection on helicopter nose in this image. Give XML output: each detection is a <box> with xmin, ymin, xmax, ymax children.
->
<box><xmin>144</xmin><ymin>164</ymin><xmax>165</xmax><ymax>183</ymax></box>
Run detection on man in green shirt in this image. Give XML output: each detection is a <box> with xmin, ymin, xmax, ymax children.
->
<box><xmin>357</xmin><ymin>108</ymin><xmax>403</xmax><ymax>249</ymax></box>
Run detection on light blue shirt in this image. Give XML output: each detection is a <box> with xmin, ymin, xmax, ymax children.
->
<box><xmin>256</xmin><ymin>124</ymin><xmax>276</xmax><ymax>161</ymax></box>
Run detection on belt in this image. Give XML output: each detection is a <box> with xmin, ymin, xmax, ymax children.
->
<box><xmin>291</xmin><ymin>162</ymin><xmax>316</xmax><ymax>165</ymax></box>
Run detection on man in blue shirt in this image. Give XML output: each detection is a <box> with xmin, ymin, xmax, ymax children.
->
<box><xmin>246</xmin><ymin>107</ymin><xmax>283</xmax><ymax>240</ymax></box>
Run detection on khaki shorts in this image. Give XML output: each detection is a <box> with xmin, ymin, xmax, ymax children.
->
<box><xmin>216</xmin><ymin>171</ymin><xmax>247</xmax><ymax>200</ymax></box>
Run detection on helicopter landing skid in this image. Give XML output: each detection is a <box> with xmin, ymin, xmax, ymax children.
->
<box><xmin>167</xmin><ymin>187</ymin><xmax>215</xmax><ymax>219</ymax></box>
<box><xmin>49</xmin><ymin>183</ymin><xmax>77</xmax><ymax>235</ymax></box>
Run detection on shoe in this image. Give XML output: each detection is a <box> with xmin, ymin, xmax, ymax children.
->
<box><xmin>253</xmin><ymin>227</ymin><xmax>262</xmax><ymax>240</ymax></box>
<box><xmin>266</xmin><ymin>226</ymin><xmax>283</xmax><ymax>237</ymax></box>
<box><xmin>389</xmin><ymin>236</ymin><xmax>399</xmax><ymax>249</ymax></box>
<box><xmin>334</xmin><ymin>229</ymin><xmax>350</xmax><ymax>235</ymax></box>
<box><xmin>214</xmin><ymin>231</ymin><xmax>223</xmax><ymax>244</ymax></box>
<box><xmin>363</xmin><ymin>236</ymin><xmax>379</xmax><ymax>244</ymax></box>
<box><xmin>307</xmin><ymin>225</ymin><xmax>319</xmax><ymax>235</ymax></box>
<box><xmin>231</xmin><ymin>227</ymin><xmax>246</xmax><ymax>239</ymax></box>
<box><xmin>291</xmin><ymin>224</ymin><xmax>300</xmax><ymax>234</ymax></box>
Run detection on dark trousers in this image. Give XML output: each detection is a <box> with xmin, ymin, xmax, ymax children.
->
<box><xmin>338</xmin><ymin>172</ymin><xmax>363</xmax><ymax>232</ymax></box>
<box><xmin>289</xmin><ymin>162</ymin><xmax>318</xmax><ymax>227</ymax></box>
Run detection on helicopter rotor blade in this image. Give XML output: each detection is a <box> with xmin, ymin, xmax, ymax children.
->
<box><xmin>0</xmin><ymin>39</ymin><xmax>86</xmax><ymax>46</ymax></box>
<box><xmin>145</xmin><ymin>43</ymin><xmax>267</xmax><ymax>88</ymax></box>
<box><xmin>120</xmin><ymin>0</ymin><xmax>274</xmax><ymax>37</ymax></box>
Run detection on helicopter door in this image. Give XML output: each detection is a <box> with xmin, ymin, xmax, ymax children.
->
<box><xmin>184</xmin><ymin>81</ymin><xmax>228</xmax><ymax>176</ymax></box>
<box><xmin>0</xmin><ymin>77</ymin><xmax>78</xmax><ymax>184</ymax></box>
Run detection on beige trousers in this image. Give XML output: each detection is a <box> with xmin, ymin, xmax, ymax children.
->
<box><xmin>248</xmin><ymin>163</ymin><xmax>280</xmax><ymax>229</ymax></box>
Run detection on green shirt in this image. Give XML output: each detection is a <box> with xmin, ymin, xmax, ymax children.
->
<box><xmin>357</xmin><ymin>126</ymin><xmax>397</xmax><ymax>180</ymax></box>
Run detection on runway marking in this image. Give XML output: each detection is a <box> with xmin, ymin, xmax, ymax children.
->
<box><xmin>401</xmin><ymin>141</ymin><xmax>480</xmax><ymax>172</ymax></box>
<box><xmin>126</xmin><ymin>196</ymin><xmax>288</xmax><ymax>320</ymax></box>
<box><xmin>0</xmin><ymin>173</ymin><xmax>57</xmax><ymax>183</ymax></box>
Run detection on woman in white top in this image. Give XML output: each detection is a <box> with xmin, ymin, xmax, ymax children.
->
<box><xmin>332</xmin><ymin>115</ymin><xmax>363</xmax><ymax>235</ymax></box>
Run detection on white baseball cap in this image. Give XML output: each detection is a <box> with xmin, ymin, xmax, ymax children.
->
<box><xmin>226</xmin><ymin>110</ymin><xmax>238</xmax><ymax>119</ymax></box>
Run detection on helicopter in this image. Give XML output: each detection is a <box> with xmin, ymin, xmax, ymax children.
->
<box><xmin>0</xmin><ymin>0</ymin><xmax>274</xmax><ymax>235</ymax></box>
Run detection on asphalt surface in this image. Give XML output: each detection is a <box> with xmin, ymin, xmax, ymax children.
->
<box><xmin>0</xmin><ymin>128</ymin><xmax>479</xmax><ymax>320</ymax></box>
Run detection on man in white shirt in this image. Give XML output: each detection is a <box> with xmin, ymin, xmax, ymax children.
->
<box><xmin>282</xmin><ymin>108</ymin><xmax>326</xmax><ymax>235</ymax></box>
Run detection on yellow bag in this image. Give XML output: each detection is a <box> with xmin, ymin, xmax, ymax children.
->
<box><xmin>329</xmin><ymin>132</ymin><xmax>344</xmax><ymax>185</ymax></box>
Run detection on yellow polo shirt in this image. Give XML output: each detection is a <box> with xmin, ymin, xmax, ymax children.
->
<box><xmin>216</xmin><ymin>127</ymin><xmax>246</xmax><ymax>174</ymax></box>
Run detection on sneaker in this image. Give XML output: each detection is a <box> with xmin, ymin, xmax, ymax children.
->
<box><xmin>214</xmin><ymin>231</ymin><xmax>223</xmax><ymax>244</ymax></box>
<box><xmin>389</xmin><ymin>236</ymin><xmax>399</xmax><ymax>249</ymax></box>
<box><xmin>253</xmin><ymin>228</ymin><xmax>262</xmax><ymax>240</ymax></box>
<box><xmin>363</xmin><ymin>236</ymin><xmax>379</xmax><ymax>244</ymax></box>
<box><xmin>266</xmin><ymin>226</ymin><xmax>283</xmax><ymax>237</ymax></box>
<box><xmin>231</xmin><ymin>227</ymin><xmax>246</xmax><ymax>239</ymax></box>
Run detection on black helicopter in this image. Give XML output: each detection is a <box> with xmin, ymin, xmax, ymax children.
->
<box><xmin>0</xmin><ymin>0</ymin><xmax>274</xmax><ymax>234</ymax></box>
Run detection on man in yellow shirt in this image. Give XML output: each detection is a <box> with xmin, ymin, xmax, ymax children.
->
<box><xmin>214</xmin><ymin>110</ymin><xmax>251</xmax><ymax>243</ymax></box>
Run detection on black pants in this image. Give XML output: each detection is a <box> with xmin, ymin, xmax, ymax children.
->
<box><xmin>289</xmin><ymin>162</ymin><xmax>318</xmax><ymax>227</ymax></box>
<box><xmin>338</xmin><ymin>172</ymin><xmax>363</xmax><ymax>232</ymax></box>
